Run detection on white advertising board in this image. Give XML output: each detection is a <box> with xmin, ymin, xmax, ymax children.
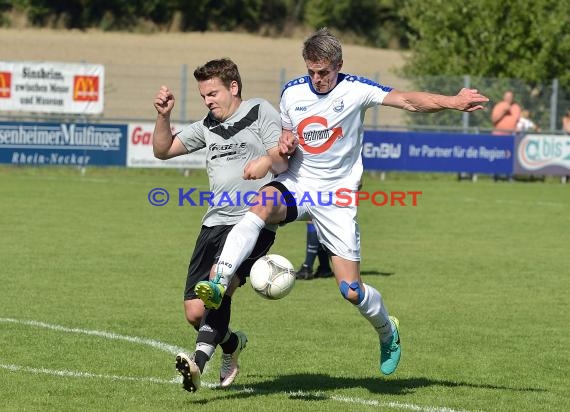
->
<box><xmin>0</xmin><ymin>61</ymin><xmax>104</xmax><ymax>114</ymax></box>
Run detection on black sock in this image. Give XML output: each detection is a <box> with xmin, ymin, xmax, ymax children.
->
<box><xmin>194</xmin><ymin>350</ymin><xmax>209</xmax><ymax>374</ymax></box>
<box><xmin>220</xmin><ymin>332</ymin><xmax>238</xmax><ymax>354</ymax></box>
<box><xmin>195</xmin><ymin>294</ymin><xmax>232</xmax><ymax>371</ymax></box>
<box><xmin>304</xmin><ymin>223</ymin><xmax>319</xmax><ymax>269</ymax></box>
<box><xmin>317</xmin><ymin>245</ymin><xmax>331</xmax><ymax>271</ymax></box>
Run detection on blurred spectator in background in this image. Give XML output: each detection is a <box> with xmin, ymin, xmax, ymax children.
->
<box><xmin>517</xmin><ymin>109</ymin><xmax>540</xmax><ymax>133</ymax></box>
<box><xmin>492</xmin><ymin>90</ymin><xmax>521</xmax><ymax>135</ymax></box>
<box><xmin>492</xmin><ymin>90</ymin><xmax>520</xmax><ymax>181</ymax></box>
<box><xmin>563</xmin><ymin>109</ymin><xmax>570</xmax><ymax>134</ymax></box>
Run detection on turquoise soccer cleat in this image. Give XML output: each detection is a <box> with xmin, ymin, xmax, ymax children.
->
<box><xmin>194</xmin><ymin>278</ymin><xmax>226</xmax><ymax>310</ymax></box>
<box><xmin>380</xmin><ymin>316</ymin><xmax>401</xmax><ymax>375</ymax></box>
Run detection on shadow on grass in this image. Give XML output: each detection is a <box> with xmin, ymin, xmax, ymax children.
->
<box><xmin>361</xmin><ymin>270</ymin><xmax>395</xmax><ymax>276</ymax></box>
<box><xmin>183</xmin><ymin>373</ymin><xmax>545</xmax><ymax>404</ymax></box>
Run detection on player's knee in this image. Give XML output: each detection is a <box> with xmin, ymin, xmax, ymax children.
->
<box><xmin>339</xmin><ymin>281</ymin><xmax>364</xmax><ymax>304</ymax></box>
<box><xmin>184</xmin><ymin>302</ymin><xmax>203</xmax><ymax>330</ymax></box>
<box><xmin>185</xmin><ymin>312</ymin><xmax>201</xmax><ymax>330</ymax></box>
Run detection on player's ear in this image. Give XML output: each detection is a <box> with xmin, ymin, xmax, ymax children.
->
<box><xmin>230</xmin><ymin>80</ymin><xmax>239</xmax><ymax>97</ymax></box>
<box><xmin>337</xmin><ymin>60</ymin><xmax>343</xmax><ymax>71</ymax></box>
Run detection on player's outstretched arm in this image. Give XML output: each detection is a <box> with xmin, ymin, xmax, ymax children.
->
<box><xmin>382</xmin><ymin>88</ymin><xmax>489</xmax><ymax>113</ymax></box>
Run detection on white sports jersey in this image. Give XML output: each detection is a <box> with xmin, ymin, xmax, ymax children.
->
<box><xmin>280</xmin><ymin>73</ymin><xmax>392</xmax><ymax>187</ymax></box>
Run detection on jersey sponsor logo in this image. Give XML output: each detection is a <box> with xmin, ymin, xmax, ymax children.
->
<box><xmin>0</xmin><ymin>72</ymin><xmax>11</xmax><ymax>98</ymax></box>
<box><xmin>295</xmin><ymin>106</ymin><xmax>307</xmax><ymax>111</ymax></box>
<box><xmin>297</xmin><ymin>115</ymin><xmax>343</xmax><ymax>154</ymax></box>
<box><xmin>208</xmin><ymin>142</ymin><xmax>247</xmax><ymax>160</ymax></box>
<box><xmin>73</xmin><ymin>75</ymin><xmax>99</xmax><ymax>101</ymax></box>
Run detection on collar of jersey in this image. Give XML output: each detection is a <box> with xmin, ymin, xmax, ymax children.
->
<box><xmin>307</xmin><ymin>73</ymin><xmax>346</xmax><ymax>95</ymax></box>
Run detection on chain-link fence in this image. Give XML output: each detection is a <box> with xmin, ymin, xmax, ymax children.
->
<box><xmin>1</xmin><ymin>63</ymin><xmax>569</xmax><ymax>134</ymax></box>
<box><xmin>400</xmin><ymin>75</ymin><xmax>570</xmax><ymax>134</ymax></box>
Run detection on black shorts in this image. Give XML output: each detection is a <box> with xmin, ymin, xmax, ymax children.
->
<box><xmin>262</xmin><ymin>181</ymin><xmax>298</xmax><ymax>224</ymax></box>
<box><xmin>184</xmin><ymin>225</ymin><xmax>276</xmax><ymax>300</ymax></box>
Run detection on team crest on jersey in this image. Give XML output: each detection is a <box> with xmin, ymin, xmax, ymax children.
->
<box><xmin>333</xmin><ymin>98</ymin><xmax>344</xmax><ymax>113</ymax></box>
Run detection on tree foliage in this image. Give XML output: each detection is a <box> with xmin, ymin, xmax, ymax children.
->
<box><xmin>400</xmin><ymin>0</ymin><xmax>570</xmax><ymax>90</ymax></box>
<box><xmin>1</xmin><ymin>0</ymin><xmax>407</xmax><ymax>47</ymax></box>
<box><xmin>303</xmin><ymin>0</ymin><xmax>409</xmax><ymax>48</ymax></box>
<box><xmin>397</xmin><ymin>0</ymin><xmax>570</xmax><ymax>130</ymax></box>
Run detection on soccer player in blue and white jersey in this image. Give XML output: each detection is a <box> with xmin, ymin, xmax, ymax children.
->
<box><xmin>195</xmin><ymin>29</ymin><xmax>488</xmax><ymax>376</ymax></box>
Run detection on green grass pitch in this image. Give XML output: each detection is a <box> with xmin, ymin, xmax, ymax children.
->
<box><xmin>0</xmin><ymin>166</ymin><xmax>568</xmax><ymax>411</ymax></box>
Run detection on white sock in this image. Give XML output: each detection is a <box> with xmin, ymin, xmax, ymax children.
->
<box><xmin>357</xmin><ymin>283</ymin><xmax>394</xmax><ymax>343</ymax></box>
<box><xmin>216</xmin><ymin>211</ymin><xmax>266</xmax><ymax>288</ymax></box>
<box><xmin>195</xmin><ymin>342</ymin><xmax>215</xmax><ymax>359</ymax></box>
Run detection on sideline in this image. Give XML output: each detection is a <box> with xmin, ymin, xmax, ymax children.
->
<box><xmin>0</xmin><ymin>317</ymin><xmax>186</xmax><ymax>354</ymax></box>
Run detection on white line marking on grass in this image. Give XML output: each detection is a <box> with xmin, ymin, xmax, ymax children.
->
<box><xmin>1</xmin><ymin>318</ymin><xmax>467</xmax><ymax>411</ymax></box>
<box><xmin>0</xmin><ymin>363</ymin><xmax>217</xmax><ymax>390</ymax></box>
<box><xmin>0</xmin><ymin>317</ymin><xmax>186</xmax><ymax>354</ymax></box>
<box><xmin>286</xmin><ymin>390</ymin><xmax>469</xmax><ymax>412</ymax></box>
<box><xmin>0</xmin><ymin>363</ymin><xmax>178</xmax><ymax>385</ymax></box>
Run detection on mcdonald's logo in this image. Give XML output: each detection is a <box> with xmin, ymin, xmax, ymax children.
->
<box><xmin>73</xmin><ymin>75</ymin><xmax>99</xmax><ymax>101</ymax></box>
<box><xmin>0</xmin><ymin>72</ymin><xmax>11</xmax><ymax>98</ymax></box>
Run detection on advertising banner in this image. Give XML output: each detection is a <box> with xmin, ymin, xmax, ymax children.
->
<box><xmin>362</xmin><ymin>130</ymin><xmax>514</xmax><ymax>174</ymax></box>
<box><xmin>514</xmin><ymin>134</ymin><xmax>570</xmax><ymax>175</ymax></box>
<box><xmin>0</xmin><ymin>61</ymin><xmax>104</xmax><ymax>114</ymax></box>
<box><xmin>0</xmin><ymin>121</ymin><xmax>126</xmax><ymax>166</ymax></box>
<box><xmin>127</xmin><ymin>122</ymin><xmax>206</xmax><ymax>168</ymax></box>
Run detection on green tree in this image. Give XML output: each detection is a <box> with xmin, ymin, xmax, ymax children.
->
<box><xmin>7</xmin><ymin>0</ymin><xmax>175</xmax><ymax>30</ymax></box>
<box><xmin>304</xmin><ymin>0</ymin><xmax>409</xmax><ymax>48</ymax></box>
<box><xmin>399</xmin><ymin>0</ymin><xmax>570</xmax><ymax>130</ymax></box>
<box><xmin>400</xmin><ymin>0</ymin><xmax>570</xmax><ymax>88</ymax></box>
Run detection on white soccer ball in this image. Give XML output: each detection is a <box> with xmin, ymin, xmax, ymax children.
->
<box><xmin>249</xmin><ymin>254</ymin><xmax>296</xmax><ymax>300</ymax></box>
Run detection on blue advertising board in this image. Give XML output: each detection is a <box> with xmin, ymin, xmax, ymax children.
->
<box><xmin>0</xmin><ymin>121</ymin><xmax>127</xmax><ymax>166</ymax></box>
<box><xmin>362</xmin><ymin>130</ymin><xmax>514</xmax><ymax>174</ymax></box>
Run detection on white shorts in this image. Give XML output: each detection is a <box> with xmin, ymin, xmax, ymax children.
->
<box><xmin>274</xmin><ymin>173</ymin><xmax>361</xmax><ymax>261</ymax></box>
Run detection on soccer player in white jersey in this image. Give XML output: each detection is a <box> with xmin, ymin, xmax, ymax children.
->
<box><xmin>153</xmin><ymin>58</ymin><xmax>288</xmax><ymax>392</ymax></box>
<box><xmin>195</xmin><ymin>29</ymin><xmax>489</xmax><ymax>376</ymax></box>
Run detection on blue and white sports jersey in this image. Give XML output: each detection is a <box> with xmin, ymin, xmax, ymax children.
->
<box><xmin>280</xmin><ymin>73</ymin><xmax>392</xmax><ymax>186</ymax></box>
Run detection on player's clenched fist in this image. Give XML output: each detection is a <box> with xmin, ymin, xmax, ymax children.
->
<box><xmin>154</xmin><ymin>85</ymin><xmax>175</xmax><ymax>115</ymax></box>
<box><xmin>279</xmin><ymin>129</ymin><xmax>298</xmax><ymax>155</ymax></box>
